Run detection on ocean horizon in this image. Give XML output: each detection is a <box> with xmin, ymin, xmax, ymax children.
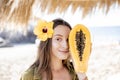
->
<box><xmin>0</xmin><ymin>26</ymin><xmax>120</xmax><ymax>47</ymax></box>
<box><xmin>88</xmin><ymin>26</ymin><xmax>120</xmax><ymax>46</ymax></box>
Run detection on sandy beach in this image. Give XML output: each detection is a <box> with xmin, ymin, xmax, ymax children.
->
<box><xmin>0</xmin><ymin>43</ymin><xmax>120</xmax><ymax>80</ymax></box>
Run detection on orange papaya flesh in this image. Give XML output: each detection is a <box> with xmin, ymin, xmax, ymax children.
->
<box><xmin>69</xmin><ymin>24</ymin><xmax>91</xmax><ymax>73</ymax></box>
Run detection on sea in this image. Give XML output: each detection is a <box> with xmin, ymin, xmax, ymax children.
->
<box><xmin>0</xmin><ymin>26</ymin><xmax>120</xmax><ymax>47</ymax></box>
<box><xmin>88</xmin><ymin>26</ymin><xmax>120</xmax><ymax>47</ymax></box>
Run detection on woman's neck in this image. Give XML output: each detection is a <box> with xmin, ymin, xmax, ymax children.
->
<box><xmin>50</xmin><ymin>57</ymin><xmax>64</xmax><ymax>71</ymax></box>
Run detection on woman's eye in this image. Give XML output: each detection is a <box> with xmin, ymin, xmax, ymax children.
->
<box><xmin>56</xmin><ymin>38</ymin><xmax>62</xmax><ymax>41</ymax></box>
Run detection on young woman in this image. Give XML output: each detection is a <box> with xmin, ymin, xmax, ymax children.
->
<box><xmin>20</xmin><ymin>18</ymin><xmax>88</xmax><ymax>80</ymax></box>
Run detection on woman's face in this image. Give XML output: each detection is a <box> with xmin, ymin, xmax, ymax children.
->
<box><xmin>51</xmin><ymin>25</ymin><xmax>71</xmax><ymax>60</ymax></box>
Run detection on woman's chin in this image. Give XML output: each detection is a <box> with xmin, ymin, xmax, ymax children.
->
<box><xmin>57</xmin><ymin>52</ymin><xmax>69</xmax><ymax>60</ymax></box>
<box><xmin>58</xmin><ymin>55</ymin><xmax>68</xmax><ymax>60</ymax></box>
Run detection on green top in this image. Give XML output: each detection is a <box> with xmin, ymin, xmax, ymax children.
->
<box><xmin>20</xmin><ymin>64</ymin><xmax>78</xmax><ymax>80</ymax></box>
<box><xmin>20</xmin><ymin>66</ymin><xmax>42</xmax><ymax>80</ymax></box>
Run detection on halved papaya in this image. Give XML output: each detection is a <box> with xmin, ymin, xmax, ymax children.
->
<box><xmin>69</xmin><ymin>24</ymin><xmax>91</xmax><ymax>73</ymax></box>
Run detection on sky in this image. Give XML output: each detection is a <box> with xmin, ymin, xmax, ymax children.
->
<box><xmin>33</xmin><ymin>4</ymin><xmax>120</xmax><ymax>28</ymax></box>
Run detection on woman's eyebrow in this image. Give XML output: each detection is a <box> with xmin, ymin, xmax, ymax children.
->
<box><xmin>54</xmin><ymin>34</ymin><xmax>63</xmax><ymax>37</ymax></box>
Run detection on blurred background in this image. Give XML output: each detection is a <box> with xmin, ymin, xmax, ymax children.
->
<box><xmin>0</xmin><ymin>0</ymin><xmax>120</xmax><ymax>80</ymax></box>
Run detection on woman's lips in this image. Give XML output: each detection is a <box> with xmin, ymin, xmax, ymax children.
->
<box><xmin>59</xmin><ymin>50</ymin><xmax>69</xmax><ymax>53</ymax></box>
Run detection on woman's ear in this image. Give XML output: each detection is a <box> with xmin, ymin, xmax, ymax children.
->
<box><xmin>67</xmin><ymin>52</ymin><xmax>72</xmax><ymax>62</ymax></box>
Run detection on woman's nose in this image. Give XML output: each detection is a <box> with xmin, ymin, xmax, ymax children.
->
<box><xmin>62</xmin><ymin>40</ymin><xmax>69</xmax><ymax>49</ymax></box>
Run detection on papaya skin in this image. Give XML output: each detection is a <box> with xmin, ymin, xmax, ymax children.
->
<box><xmin>69</xmin><ymin>24</ymin><xmax>91</xmax><ymax>73</ymax></box>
